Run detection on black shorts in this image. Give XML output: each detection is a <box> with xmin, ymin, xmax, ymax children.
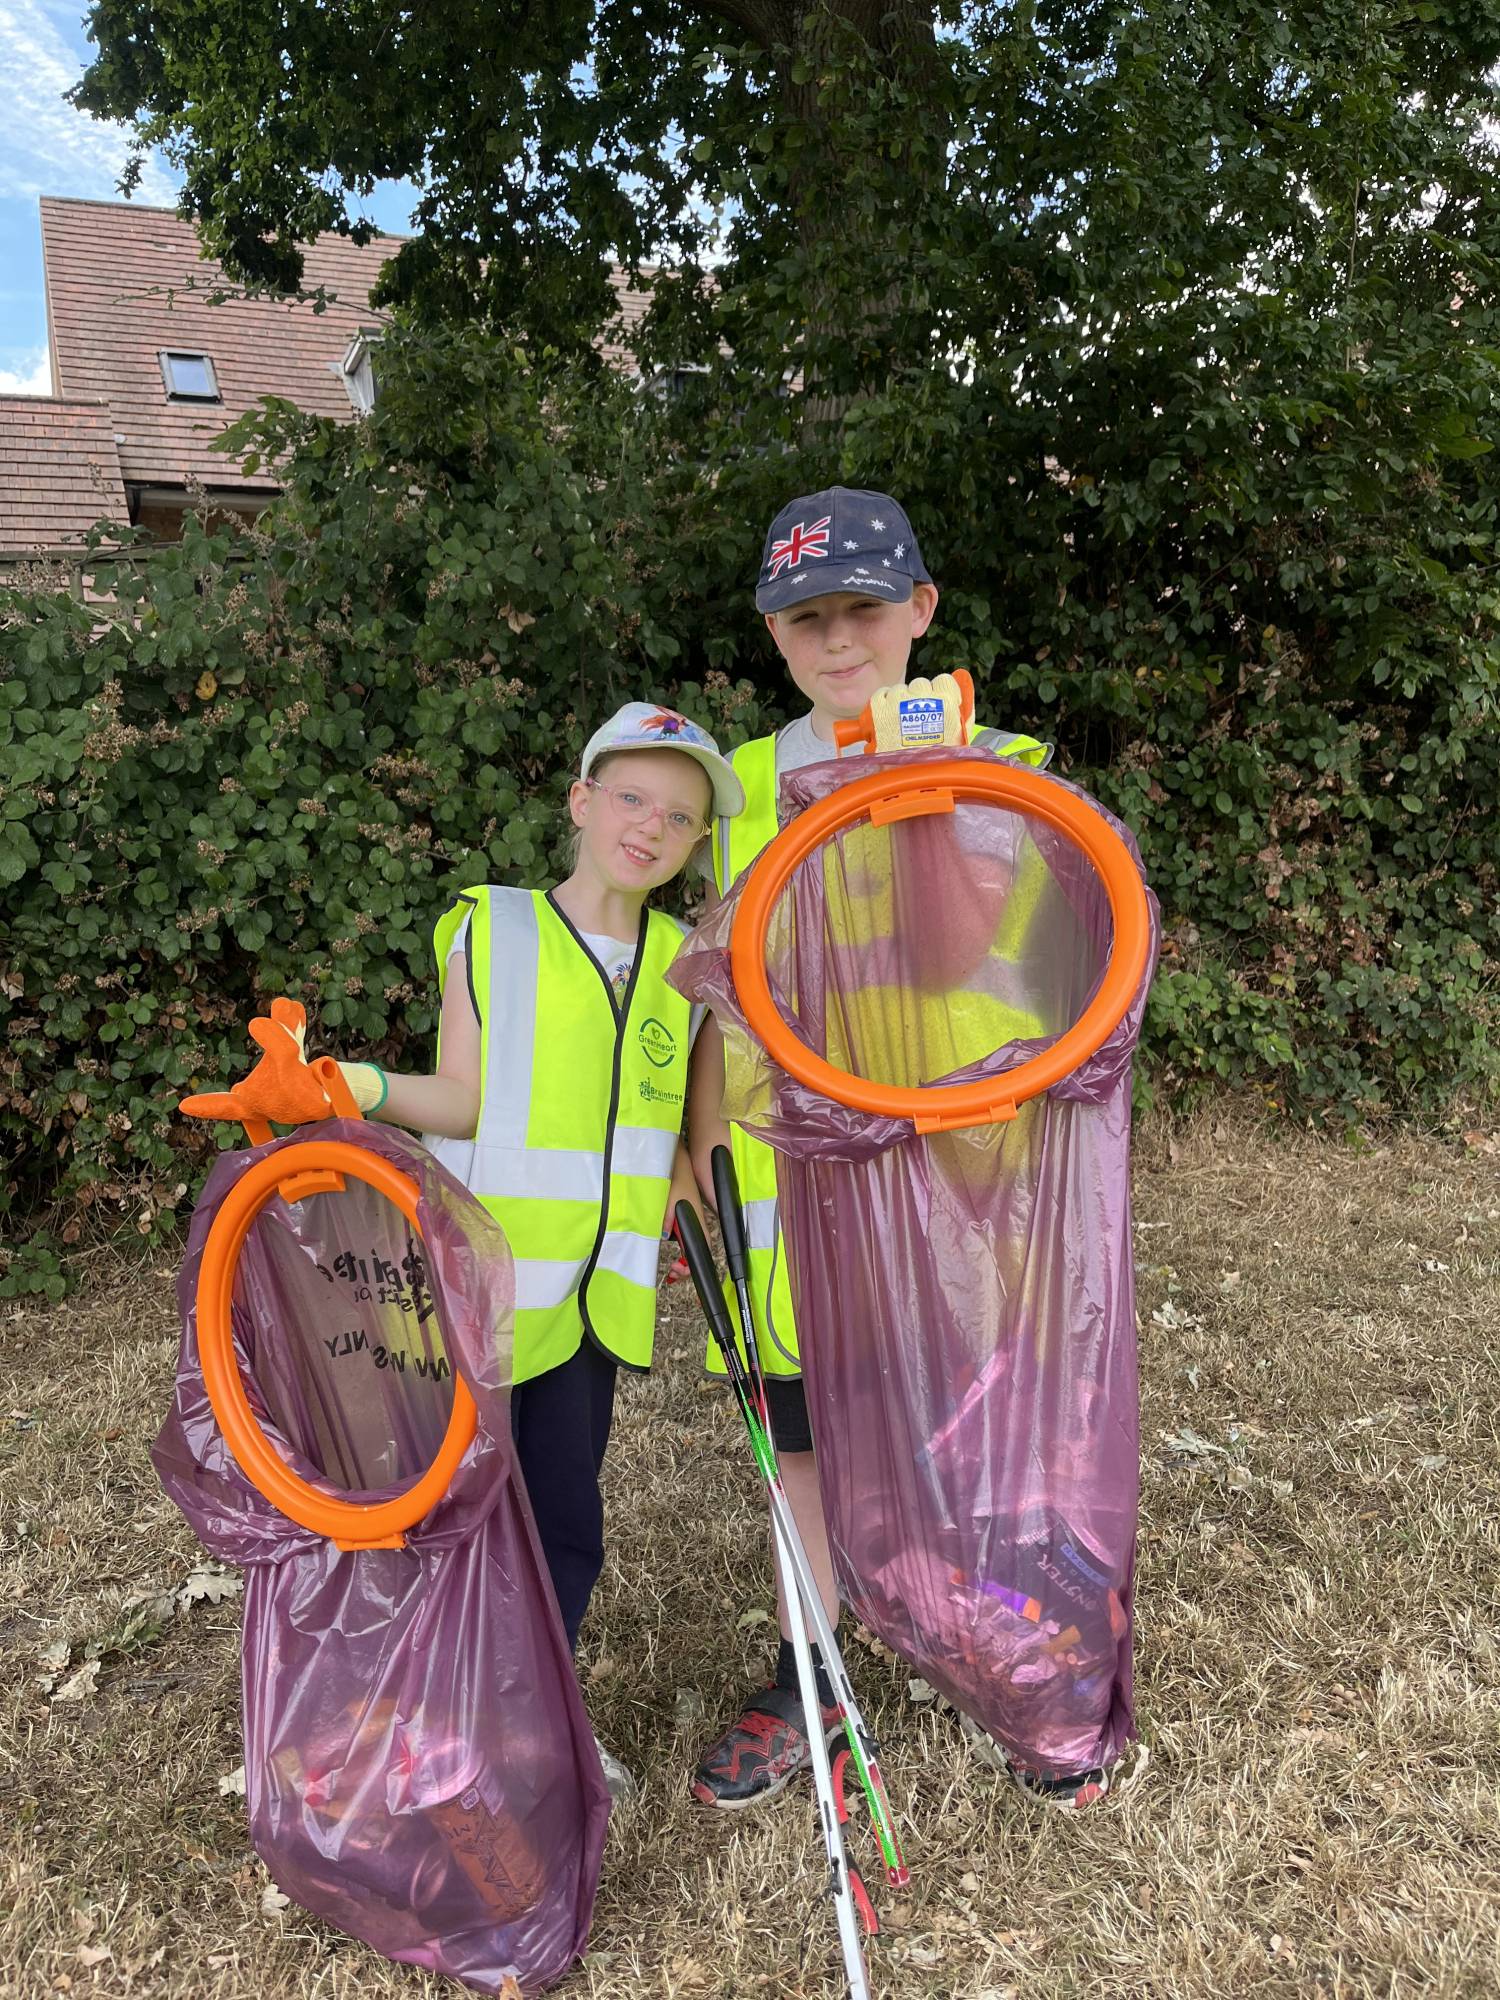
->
<box><xmin>763</xmin><ymin>1373</ymin><xmax>813</xmax><ymax>1455</ymax></box>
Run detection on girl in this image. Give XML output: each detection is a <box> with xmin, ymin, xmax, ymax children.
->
<box><xmin>335</xmin><ymin>703</ymin><xmax>743</xmax><ymax>1791</ymax></box>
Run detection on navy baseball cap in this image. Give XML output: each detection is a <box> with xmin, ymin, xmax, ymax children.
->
<box><xmin>755</xmin><ymin>486</ymin><xmax>933</xmax><ymax>614</ymax></box>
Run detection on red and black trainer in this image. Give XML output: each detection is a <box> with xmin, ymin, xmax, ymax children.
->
<box><xmin>691</xmin><ymin>1683</ymin><xmax>842</xmax><ymax>1809</ymax></box>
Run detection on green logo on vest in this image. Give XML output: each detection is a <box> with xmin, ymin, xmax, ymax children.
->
<box><xmin>639</xmin><ymin>1077</ymin><xmax>683</xmax><ymax>1107</ymax></box>
<box><xmin>637</xmin><ymin>1017</ymin><xmax>677</xmax><ymax>1069</ymax></box>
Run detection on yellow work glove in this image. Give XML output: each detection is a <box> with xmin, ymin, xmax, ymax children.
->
<box><xmin>868</xmin><ymin>674</ymin><xmax>969</xmax><ymax>753</ymax></box>
<box><xmin>336</xmin><ymin>1061</ymin><xmax>389</xmax><ymax>1115</ymax></box>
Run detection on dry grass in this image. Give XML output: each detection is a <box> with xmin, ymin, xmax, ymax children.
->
<box><xmin>4</xmin><ymin>1110</ymin><xmax>1499</xmax><ymax>2000</ymax></box>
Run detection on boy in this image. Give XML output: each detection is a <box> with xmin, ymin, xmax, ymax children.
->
<box><xmin>686</xmin><ymin>487</ymin><xmax>1054</xmax><ymax>1807</ymax></box>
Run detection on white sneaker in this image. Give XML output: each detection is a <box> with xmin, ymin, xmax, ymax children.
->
<box><xmin>593</xmin><ymin>1732</ymin><xmax>638</xmax><ymax>1803</ymax></box>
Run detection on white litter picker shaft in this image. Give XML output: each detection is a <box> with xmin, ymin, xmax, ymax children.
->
<box><xmin>674</xmin><ymin>1197</ymin><xmax>875</xmax><ymax>2000</ymax></box>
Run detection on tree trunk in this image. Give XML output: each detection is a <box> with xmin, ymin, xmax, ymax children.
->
<box><xmin>699</xmin><ymin>0</ymin><xmax>948</xmax><ymax>431</ymax></box>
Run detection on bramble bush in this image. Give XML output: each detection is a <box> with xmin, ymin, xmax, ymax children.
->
<box><xmin>7</xmin><ymin>0</ymin><xmax>1500</xmax><ymax>1280</ymax></box>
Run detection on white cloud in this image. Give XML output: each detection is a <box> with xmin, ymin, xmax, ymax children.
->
<box><xmin>0</xmin><ymin>347</ymin><xmax>52</xmax><ymax>394</ymax></box>
<box><xmin>0</xmin><ymin>0</ymin><xmax>178</xmax><ymax>206</ymax></box>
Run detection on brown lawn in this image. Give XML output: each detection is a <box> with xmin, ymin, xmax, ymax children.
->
<box><xmin>3</xmin><ymin>1111</ymin><xmax>1498</xmax><ymax>1999</ymax></box>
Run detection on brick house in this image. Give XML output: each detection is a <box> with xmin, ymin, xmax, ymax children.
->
<box><xmin>0</xmin><ymin>198</ymin><xmax>408</xmax><ymax>567</ymax></box>
<box><xmin>0</xmin><ymin>197</ymin><xmax>652</xmax><ymax>569</ymax></box>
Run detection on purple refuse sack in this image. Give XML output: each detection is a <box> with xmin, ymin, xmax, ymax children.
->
<box><xmin>671</xmin><ymin>746</ymin><xmax>1160</xmax><ymax>1778</ymax></box>
<box><xmin>155</xmin><ymin>1120</ymin><xmax>609</xmax><ymax>1993</ymax></box>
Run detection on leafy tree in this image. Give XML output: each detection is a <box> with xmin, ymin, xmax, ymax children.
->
<box><xmin>5</xmin><ymin>1</ymin><xmax>1496</xmax><ymax>1285</ymax></box>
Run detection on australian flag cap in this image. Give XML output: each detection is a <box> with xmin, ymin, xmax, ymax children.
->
<box><xmin>755</xmin><ymin>485</ymin><xmax>932</xmax><ymax>614</ymax></box>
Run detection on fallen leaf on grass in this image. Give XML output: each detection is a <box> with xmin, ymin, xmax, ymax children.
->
<box><xmin>1151</xmin><ymin>1299</ymin><xmax>1204</xmax><ymax>1332</ymax></box>
<box><xmin>1162</xmin><ymin>1425</ymin><xmax>1226</xmax><ymax>1459</ymax></box>
<box><xmin>179</xmin><ymin>1569</ymin><xmax>242</xmax><ymax>1608</ymax></box>
<box><xmin>735</xmin><ymin>1606</ymin><xmax>770</xmax><ymax>1630</ymax></box>
<box><xmin>53</xmin><ymin>1659</ymin><xmax>100</xmax><ymax>1704</ymax></box>
<box><xmin>1116</xmin><ymin>1742</ymin><xmax>1152</xmax><ymax>1790</ymax></box>
<box><xmin>1225</xmin><ymin>1463</ymin><xmax>1254</xmax><ymax>1492</ymax></box>
<box><xmin>218</xmin><ymin>1765</ymin><xmax>246</xmax><ymax>1797</ymax></box>
<box><xmin>907</xmin><ymin>1677</ymin><xmax>937</xmax><ymax>1703</ymax></box>
<box><xmin>75</xmin><ymin>1946</ymin><xmax>111</xmax><ymax>1969</ymax></box>
<box><xmin>37</xmin><ymin>1638</ymin><xmax>70</xmax><ymax>1689</ymax></box>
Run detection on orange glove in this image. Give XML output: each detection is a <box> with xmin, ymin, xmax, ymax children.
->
<box><xmin>180</xmin><ymin>998</ymin><xmax>332</xmax><ymax>1125</ymax></box>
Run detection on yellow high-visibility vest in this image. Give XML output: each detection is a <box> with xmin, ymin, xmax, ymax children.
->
<box><xmin>709</xmin><ymin>718</ymin><xmax>1053</xmax><ymax>1377</ymax></box>
<box><xmin>429</xmin><ymin>886</ymin><xmax>689</xmax><ymax>1384</ymax></box>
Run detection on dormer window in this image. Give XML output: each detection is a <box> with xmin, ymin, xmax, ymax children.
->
<box><xmin>159</xmin><ymin>350</ymin><xmax>220</xmax><ymax>402</ymax></box>
<box><xmin>640</xmin><ymin>363</ymin><xmax>708</xmax><ymax>402</ymax></box>
<box><xmin>340</xmin><ymin>331</ymin><xmax>380</xmax><ymax>414</ymax></box>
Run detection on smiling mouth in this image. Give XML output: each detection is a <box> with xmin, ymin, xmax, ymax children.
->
<box><xmin>825</xmin><ymin>661</ymin><xmax>871</xmax><ymax>678</ymax></box>
<box><xmin>621</xmin><ymin>842</ymin><xmax>657</xmax><ymax>867</ymax></box>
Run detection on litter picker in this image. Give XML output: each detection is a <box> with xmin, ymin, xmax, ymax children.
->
<box><xmin>675</xmin><ymin>1163</ymin><xmax>906</xmax><ymax>1999</ymax></box>
<box><xmin>707</xmin><ymin>1146</ymin><xmax>905</xmax><ymax>1900</ymax></box>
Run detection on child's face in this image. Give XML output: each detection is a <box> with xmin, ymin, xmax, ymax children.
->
<box><xmin>765</xmin><ymin>585</ymin><xmax>940</xmax><ymax>723</ymax></box>
<box><xmin>569</xmin><ymin>748</ymin><xmax>713</xmax><ymax>896</ymax></box>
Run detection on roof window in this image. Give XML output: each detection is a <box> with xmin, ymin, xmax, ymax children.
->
<box><xmin>340</xmin><ymin>331</ymin><xmax>381</xmax><ymax>414</ymax></box>
<box><xmin>159</xmin><ymin>351</ymin><xmax>221</xmax><ymax>402</ymax></box>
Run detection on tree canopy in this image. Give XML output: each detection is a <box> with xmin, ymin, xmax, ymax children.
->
<box><xmin>5</xmin><ymin>0</ymin><xmax>1497</xmax><ymax>1286</ymax></box>
<box><xmin>74</xmin><ymin>2</ymin><xmax>1500</xmax><ymax>413</ymax></box>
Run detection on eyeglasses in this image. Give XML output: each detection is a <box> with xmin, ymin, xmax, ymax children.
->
<box><xmin>584</xmin><ymin>778</ymin><xmax>709</xmax><ymax>843</ymax></box>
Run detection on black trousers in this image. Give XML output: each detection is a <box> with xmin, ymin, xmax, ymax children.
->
<box><xmin>510</xmin><ymin>1336</ymin><xmax>619</xmax><ymax>1654</ymax></box>
<box><xmin>764</xmin><ymin>1372</ymin><xmax>814</xmax><ymax>1454</ymax></box>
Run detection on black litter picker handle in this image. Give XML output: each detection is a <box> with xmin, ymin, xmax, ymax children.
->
<box><xmin>673</xmin><ymin>1202</ymin><xmax>741</xmax><ymax>1361</ymax></box>
<box><xmin>711</xmin><ymin>1144</ymin><xmax>750</xmax><ymax>1286</ymax></box>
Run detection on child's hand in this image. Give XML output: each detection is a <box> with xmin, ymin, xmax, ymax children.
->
<box><xmin>868</xmin><ymin>674</ymin><xmax>969</xmax><ymax>752</ymax></box>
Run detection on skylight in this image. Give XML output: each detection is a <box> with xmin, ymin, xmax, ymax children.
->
<box><xmin>159</xmin><ymin>351</ymin><xmax>221</xmax><ymax>402</ymax></box>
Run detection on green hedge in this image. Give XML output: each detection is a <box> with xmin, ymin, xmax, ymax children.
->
<box><xmin>1</xmin><ymin>328</ymin><xmax>1496</xmax><ymax>1293</ymax></box>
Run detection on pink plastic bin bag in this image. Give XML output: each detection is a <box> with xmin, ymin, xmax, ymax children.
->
<box><xmin>672</xmin><ymin>747</ymin><xmax>1159</xmax><ymax>1778</ymax></box>
<box><xmin>154</xmin><ymin>1121</ymin><xmax>609</xmax><ymax>1993</ymax></box>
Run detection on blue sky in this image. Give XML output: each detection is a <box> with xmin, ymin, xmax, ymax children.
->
<box><xmin>0</xmin><ymin>0</ymin><xmax>418</xmax><ymax>394</ymax></box>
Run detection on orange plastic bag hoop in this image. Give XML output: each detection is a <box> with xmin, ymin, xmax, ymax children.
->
<box><xmin>185</xmin><ymin>1028</ymin><xmax>478</xmax><ymax>1549</ymax></box>
<box><xmin>728</xmin><ymin>757</ymin><xmax>1152</xmax><ymax>1135</ymax></box>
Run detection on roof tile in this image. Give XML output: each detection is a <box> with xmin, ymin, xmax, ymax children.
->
<box><xmin>0</xmin><ymin>396</ymin><xmax>130</xmax><ymax>555</ymax></box>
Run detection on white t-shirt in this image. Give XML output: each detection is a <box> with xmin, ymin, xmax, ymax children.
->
<box><xmin>579</xmin><ymin>930</ymin><xmax>638</xmax><ymax>1006</ymax></box>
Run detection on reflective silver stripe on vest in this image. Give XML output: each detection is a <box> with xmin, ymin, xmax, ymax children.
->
<box><xmin>515</xmin><ymin>1256</ymin><xmax>589</xmax><ymax>1312</ymax></box>
<box><xmin>512</xmin><ymin>1233</ymin><xmax>663</xmax><ymax>1312</ymax></box>
<box><xmin>716</xmin><ymin>813</ymin><xmax>732</xmax><ymax>893</ymax></box>
<box><xmin>595</xmin><ymin>1228</ymin><xmax>666</xmax><ymax>1294</ymax></box>
<box><xmin>745</xmin><ymin>1196</ymin><xmax>779</xmax><ymax>1253</ymax></box>
<box><xmin>480</xmin><ymin>888</ymin><xmax>539</xmax><ymax>1148</ymax></box>
<box><xmin>471</xmin><ymin>1124</ymin><xmax>677</xmax><ymax>1202</ymax></box>
<box><xmin>975</xmin><ymin>726</ymin><xmax>1054</xmax><ymax>771</ymax></box>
